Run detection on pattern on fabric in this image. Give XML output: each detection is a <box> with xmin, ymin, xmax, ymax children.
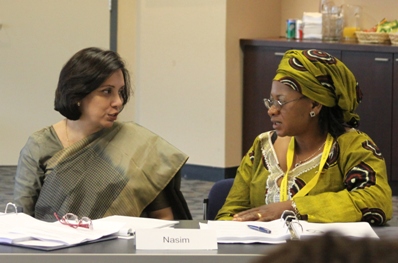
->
<box><xmin>361</xmin><ymin>207</ymin><xmax>386</xmax><ymax>225</ymax></box>
<box><xmin>290</xmin><ymin>177</ymin><xmax>306</xmax><ymax>197</ymax></box>
<box><xmin>274</xmin><ymin>49</ymin><xmax>362</xmax><ymax>128</ymax></box>
<box><xmin>260</xmin><ymin>132</ymin><xmax>323</xmax><ymax>204</ymax></box>
<box><xmin>344</xmin><ymin>162</ymin><xmax>376</xmax><ymax>191</ymax></box>
<box><xmin>303</xmin><ymin>48</ymin><xmax>363</xmax><ymax>106</ymax></box>
<box><xmin>35</xmin><ymin>143</ymin><xmax>128</xmax><ymax>221</ymax></box>
<box><xmin>362</xmin><ymin>140</ymin><xmax>384</xmax><ymax>160</ymax></box>
<box><xmin>302</xmin><ymin>49</ymin><xmax>337</xmax><ymax>65</ymax></box>
<box><xmin>326</xmin><ymin>141</ymin><xmax>339</xmax><ymax>168</ymax></box>
<box><xmin>316</xmin><ymin>75</ymin><xmax>335</xmax><ymax>93</ymax></box>
<box><xmin>288</xmin><ymin>57</ymin><xmax>307</xmax><ymax>71</ymax></box>
<box><xmin>278</xmin><ymin>76</ymin><xmax>302</xmax><ymax>92</ymax></box>
<box><xmin>249</xmin><ymin>151</ymin><xmax>255</xmax><ymax>162</ymax></box>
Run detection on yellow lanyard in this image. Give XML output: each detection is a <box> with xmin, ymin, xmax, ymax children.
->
<box><xmin>280</xmin><ymin>133</ymin><xmax>334</xmax><ymax>202</ymax></box>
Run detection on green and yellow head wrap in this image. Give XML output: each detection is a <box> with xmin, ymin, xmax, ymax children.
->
<box><xmin>273</xmin><ymin>49</ymin><xmax>362</xmax><ymax>127</ymax></box>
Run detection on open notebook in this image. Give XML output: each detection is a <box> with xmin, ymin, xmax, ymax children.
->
<box><xmin>199</xmin><ymin>211</ymin><xmax>379</xmax><ymax>244</ymax></box>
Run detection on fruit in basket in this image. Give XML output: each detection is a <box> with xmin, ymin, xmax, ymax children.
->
<box><xmin>377</xmin><ymin>19</ymin><xmax>398</xmax><ymax>33</ymax></box>
<box><xmin>362</xmin><ymin>19</ymin><xmax>398</xmax><ymax>33</ymax></box>
<box><xmin>363</xmin><ymin>27</ymin><xmax>376</xmax><ymax>32</ymax></box>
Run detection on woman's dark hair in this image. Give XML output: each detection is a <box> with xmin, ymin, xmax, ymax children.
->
<box><xmin>54</xmin><ymin>47</ymin><xmax>131</xmax><ymax>120</ymax></box>
<box><xmin>318</xmin><ymin>105</ymin><xmax>347</xmax><ymax>139</ymax></box>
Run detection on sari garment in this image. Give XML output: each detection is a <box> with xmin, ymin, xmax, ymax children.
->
<box><xmin>34</xmin><ymin>122</ymin><xmax>190</xmax><ymax>221</ymax></box>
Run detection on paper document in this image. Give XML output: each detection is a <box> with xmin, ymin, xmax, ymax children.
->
<box><xmin>96</xmin><ymin>215</ymin><xmax>179</xmax><ymax>237</ymax></box>
<box><xmin>293</xmin><ymin>221</ymin><xmax>379</xmax><ymax>240</ymax></box>
<box><xmin>200</xmin><ymin>220</ymin><xmax>290</xmax><ymax>244</ymax></box>
<box><xmin>0</xmin><ymin>213</ymin><xmax>123</xmax><ymax>249</ymax></box>
<box><xmin>200</xmin><ymin>219</ymin><xmax>379</xmax><ymax>244</ymax></box>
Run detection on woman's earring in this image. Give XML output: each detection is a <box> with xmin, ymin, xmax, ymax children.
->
<box><xmin>310</xmin><ymin>111</ymin><xmax>316</xmax><ymax>117</ymax></box>
<box><xmin>77</xmin><ymin>102</ymin><xmax>81</xmax><ymax>107</ymax></box>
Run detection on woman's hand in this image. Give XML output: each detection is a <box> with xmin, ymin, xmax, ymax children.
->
<box><xmin>232</xmin><ymin>201</ymin><xmax>293</xmax><ymax>221</ymax></box>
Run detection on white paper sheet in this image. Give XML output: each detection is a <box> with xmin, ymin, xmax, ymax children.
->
<box><xmin>0</xmin><ymin>213</ymin><xmax>123</xmax><ymax>247</ymax></box>
<box><xmin>201</xmin><ymin>219</ymin><xmax>379</xmax><ymax>244</ymax></box>
<box><xmin>97</xmin><ymin>215</ymin><xmax>179</xmax><ymax>237</ymax></box>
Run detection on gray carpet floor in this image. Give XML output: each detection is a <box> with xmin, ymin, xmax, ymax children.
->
<box><xmin>1</xmin><ymin>166</ymin><xmax>397</xmax><ymax>220</ymax></box>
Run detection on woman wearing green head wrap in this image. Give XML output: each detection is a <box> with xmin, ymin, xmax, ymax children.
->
<box><xmin>216</xmin><ymin>49</ymin><xmax>392</xmax><ymax>225</ymax></box>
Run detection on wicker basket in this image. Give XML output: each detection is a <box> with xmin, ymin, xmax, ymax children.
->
<box><xmin>355</xmin><ymin>31</ymin><xmax>390</xmax><ymax>44</ymax></box>
<box><xmin>389</xmin><ymin>33</ymin><xmax>398</xmax><ymax>45</ymax></box>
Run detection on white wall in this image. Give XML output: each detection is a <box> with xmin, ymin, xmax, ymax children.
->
<box><xmin>134</xmin><ymin>0</ymin><xmax>279</xmax><ymax>168</ymax></box>
<box><xmin>116</xmin><ymin>0</ymin><xmax>136</xmax><ymax>122</ymax></box>
<box><xmin>135</xmin><ymin>0</ymin><xmax>227</xmax><ymax>167</ymax></box>
<box><xmin>0</xmin><ymin>0</ymin><xmax>110</xmax><ymax>164</ymax></box>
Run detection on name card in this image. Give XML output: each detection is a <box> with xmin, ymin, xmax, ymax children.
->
<box><xmin>135</xmin><ymin>228</ymin><xmax>218</xmax><ymax>250</ymax></box>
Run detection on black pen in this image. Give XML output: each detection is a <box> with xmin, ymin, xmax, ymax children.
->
<box><xmin>247</xmin><ymin>224</ymin><xmax>272</xmax><ymax>234</ymax></box>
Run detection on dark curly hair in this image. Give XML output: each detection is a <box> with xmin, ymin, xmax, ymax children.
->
<box><xmin>54</xmin><ymin>47</ymin><xmax>131</xmax><ymax>120</ymax></box>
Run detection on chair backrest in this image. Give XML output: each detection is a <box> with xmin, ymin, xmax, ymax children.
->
<box><xmin>203</xmin><ymin>178</ymin><xmax>234</xmax><ymax>220</ymax></box>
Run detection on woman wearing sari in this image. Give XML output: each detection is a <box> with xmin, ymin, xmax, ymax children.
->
<box><xmin>216</xmin><ymin>49</ymin><xmax>392</xmax><ymax>225</ymax></box>
<box><xmin>14</xmin><ymin>47</ymin><xmax>192</xmax><ymax>222</ymax></box>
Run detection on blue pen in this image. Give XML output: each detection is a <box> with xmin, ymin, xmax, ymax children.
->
<box><xmin>247</xmin><ymin>224</ymin><xmax>272</xmax><ymax>234</ymax></box>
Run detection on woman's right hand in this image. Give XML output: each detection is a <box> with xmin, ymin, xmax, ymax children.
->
<box><xmin>232</xmin><ymin>201</ymin><xmax>293</xmax><ymax>222</ymax></box>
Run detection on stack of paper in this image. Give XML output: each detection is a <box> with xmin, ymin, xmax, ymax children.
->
<box><xmin>0</xmin><ymin>213</ymin><xmax>179</xmax><ymax>250</ymax></box>
<box><xmin>302</xmin><ymin>12</ymin><xmax>323</xmax><ymax>39</ymax></box>
<box><xmin>200</xmin><ymin>219</ymin><xmax>379</xmax><ymax>244</ymax></box>
<box><xmin>0</xmin><ymin>213</ymin><xmax>123</xmax><ymax>250</ymax></box>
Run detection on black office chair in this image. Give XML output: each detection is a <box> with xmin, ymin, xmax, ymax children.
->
<box><xmin>203</xmin><ymin>178</ymin><xmax>234</xmax><ymax>220</ymax></box>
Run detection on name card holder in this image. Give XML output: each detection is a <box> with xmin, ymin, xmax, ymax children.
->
<box><xmin>135</xmin><ymin>228</ymin><xmax>218</xmax><ymax>250</ymax></box>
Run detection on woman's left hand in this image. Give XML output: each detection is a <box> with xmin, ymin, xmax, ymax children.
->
<box><xmin>232</xmin><ymin>201</ymin><xmax>293</xmax><ymax>222</ymax></box>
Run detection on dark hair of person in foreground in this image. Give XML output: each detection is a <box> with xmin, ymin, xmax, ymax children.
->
<box><xmin>253</xmin><ymin>232</ymin><xmax>398</xmax><ymax>263</ymax></box>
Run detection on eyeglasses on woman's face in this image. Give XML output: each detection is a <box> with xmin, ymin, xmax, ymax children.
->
<box><xmin>263</xmin><ymin>96</ymin><xmax>305</xmax><ymax>110</ymax></box>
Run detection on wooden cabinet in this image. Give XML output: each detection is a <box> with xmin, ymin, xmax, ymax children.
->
<box><xmin>341</xmin><ymin>51</ymin><xmax>393</xmax><ymax>182</ymax></box>
<box><xmin>393</xmin><ymin>54</ymin><xmax>398</xmax><ymax>185</ymax></box>
<box><xmin>241</xmin><ymin>38</ymin><xmax>398</xmax><ymax>193</ymax></box>
<box><xmin>242</xmin><ymin>46</ymin><xmax>287</xmax><ymax>156</ymax></box>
